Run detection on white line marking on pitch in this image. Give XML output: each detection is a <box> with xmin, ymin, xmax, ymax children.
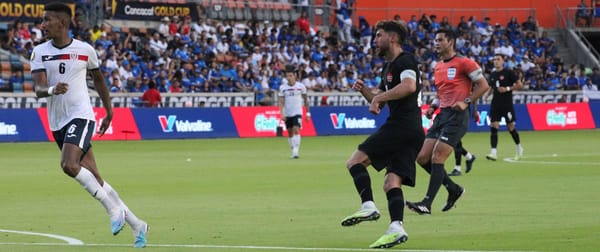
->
<box><xmin>503</xmin><ymin>152</ymin><xmax>600</xmax><ymax>165</ymax></box>
<box><xmin>0</xmin><ymin>241</ymin><xmax>535</xmax><ymax>252</ymax></box>
<box><xmin>0</xmin><ymin>229</ymin><xmax>83</xmax><ymax>245</ymax></box>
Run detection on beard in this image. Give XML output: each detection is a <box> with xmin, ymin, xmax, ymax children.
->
<box><xmin>376</xmin><ymin>45</ymin><xmax>387</xmax><ymax>58</ymax></box>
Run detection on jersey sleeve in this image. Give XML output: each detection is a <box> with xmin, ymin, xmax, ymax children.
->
<box><xmin>396</xmin><ymin>56</ymin><xmax>418</xmax><ymax>82</ymax></box>
<box><xmin>29</xmin><ymin>46</ymin><xmax>45</xmax><ymax>73</ymax></box>
<box><xmin>463</xmin><ymin>58</ymin><xmax>484</xmax><ymax>81</ymax></box>
<box><xmin>278</xmin><ymin>85</ymin><xmax>284</xmax><ymax>97</ymax></box>
<box><xmin>85</xmin><ymin>44</ymin><xmax>100</xmax><ymax>70</ymax></box>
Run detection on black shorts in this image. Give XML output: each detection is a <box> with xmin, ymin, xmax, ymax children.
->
<box><xmin>358</xmin><ymin>122</ymin><xmax>424</xmax><ymax>187</ymax></box>
<box><xmin>489</xmin><ymin>105</ymin><xmax>516</xmax><ymax>123</ymax></box>
<box><xmin>52</xmin><ymin>118</ymin><xmax>95</xmax><ymax>153</ymax></box>
<box><xmin>426</xmin><ymin>108</ymin><xmax>469</xmax><ymax>148</ymax></box>
<box><xmin>285</xmin><ymin>115</ymin><xmax>302</xmax><ymax>129</ymax></box>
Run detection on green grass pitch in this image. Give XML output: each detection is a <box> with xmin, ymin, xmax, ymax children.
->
<box><xmin>1</xmin><ymin>130</ymin><xmax>599</xmax><ymax>251</ymax></box>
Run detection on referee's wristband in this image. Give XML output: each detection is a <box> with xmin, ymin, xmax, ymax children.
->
<box><xmin>47</xmin><ymin>86</ymin><xmax>55</xmax><ymax>95</ymax></box>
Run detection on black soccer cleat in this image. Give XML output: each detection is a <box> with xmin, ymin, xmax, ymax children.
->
<box><xmin>442</xmin><ymin>186</ymin><xmax>465</xmax><ymax>212</ymax></box>
<box><xmin>448</xmin><ymin>169</ymin><xmax>462</xmax><ymax>176</ymax></box>
<box><xmin>406</xmin><ymin>201</ymin><xmax>431</xmax><ymax>215</ymax></box>
<box><xmin>466</xmin><ymin>155</ymin><xmax>476</xmax><ymax>173</ymax></box>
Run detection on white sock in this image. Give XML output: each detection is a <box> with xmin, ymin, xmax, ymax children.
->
<box><xmin>292</xmin><ymin>134</ymin><xmax>301</xmax><ymax>149</ymax></box>
<box><xmin>465</xmin><ymin>153</ymin><xmax>473</xmax><ymax>160</ymax></box>
<box><xmin>103</xmin><ymin>181</ymin><xmax>143</xmax><ymax>229</ymax></box>
<box><xmin>387</xmin><ymin>220</ymin><xmax>405</xmax><ymax>234</ymax></box>
<box><xmin>74</xmin><ymin>167</ymin><xmax>118</xmax><ymax>214</ymax></box>
<box><xmin>287</xmin><ymin>137</ymin><xmax>293</xmax><ymax>149</ymax></box>
<box><xmin>516</xmin><ymin>144</ymin><xmax>523</xmax><ymax>154</ymax></box>
<box><xmin>454</xmin><ymin>165</ymin><xmax>461</xmax><ymax>172</ymax></box>
<box><xmin>361</xmin><ymin>201</ymin><xmax>376</xmax><ymax>210</ymax></box>
<box><xmin>491</xmin><ymin>148</ymin><xmax>497</xmax><ymax>155</ymax></box>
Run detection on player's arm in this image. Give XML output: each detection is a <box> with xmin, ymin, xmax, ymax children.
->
<box><xmin>512</xmin><ymin>73</ymin><xmax>524</xmax><ymax>91</ymax></box>
<box><xmin>278</xmin><ymin>93</ymin><xmax>285</xmax><ymax>118</ymax></box>
<box><xmin>369</xmin><ymin>69</ymin><xmax>417</xmax><ymax>115</ymax></box>
<box><xmin>33</xmin><ymin>70</ymin><xmax>50</xmax><ymax>98</ymax></box>
<box><xmin>456</xmin><ymin>68</ymin><xmax>490</xmax><ymax>111</ymax></box>
<box><xmin>91</xmin><ymin>69</ymin><xmax>113</xmax><ymax>136</ymax></box>
<box><xmin>352</xmin><ymin>78</ymin><xmax>381</xmax><ymax>103</ymax></box>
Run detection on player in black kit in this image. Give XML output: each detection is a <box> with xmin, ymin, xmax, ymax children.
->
<box><xmin>485</xmin><ymin>54</ymin><xmax>524</xmax><ymax>161</ymax></box>
<box><xmin>339</xmin><ymin>20</ymin><xmax>424</xmax><ymax>249</ymax></box>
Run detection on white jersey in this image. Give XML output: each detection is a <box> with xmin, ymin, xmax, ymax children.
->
<box><xmin>30</xmin><ymin>39</ymin><xmax>99</xmax><ymax>131</ymax></box>
<box><xmin>278</xmin><ymin>82</ymin><xmax>307</xmax><ymax>117</ymax></box>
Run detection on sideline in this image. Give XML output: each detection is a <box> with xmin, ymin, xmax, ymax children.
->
<box><xmin>0</xmin><ymin>229</ymin><xmax>83</xmax><ymax>245</ymax></box>
<box><xmin>0</xmin><ymin>241</ymin><xmax>535</xmax><ymax>252</ymax></box>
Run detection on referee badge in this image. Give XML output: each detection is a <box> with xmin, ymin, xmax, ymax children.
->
<box><xmin>447</xmin><ymin>68</ymin><xmax>456</xmax><ymax>80</ymax></box>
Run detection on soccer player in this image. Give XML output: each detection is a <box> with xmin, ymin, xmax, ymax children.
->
<box><xmin>31</xmin><ymin>2</ymin><xmax>147</xmax><ymax>248</ymax></box>
<box><xmin>340</xmin><ymin>20</ymin><xmax>424</xmax><ymax>249</ymax></box>
<box><xmin>278</xmin><ymin>64</ymin><xmax>310</xmax><ymax>159</ymax></box>
<box><xmin>406</xmin><ymin>28</ymin><xmax>489</xmax><ymax>215</ymax></box>
<box><xmin>485</xmin><ymin>54</ymin><xmax>524</xmax><ymax>161</ymax></box>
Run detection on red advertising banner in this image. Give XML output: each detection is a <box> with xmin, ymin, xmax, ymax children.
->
<box><xmin>527</xmin><ymin>103</ymin><xmax>596</xmax><ymax>130</ymax></box>
<box><xmin>37</xmin><ymin>108</ymin><xmax>141</xmax><ymax>141</ymax></box>
<box><xmin>229</xmin><ymin>106</ymin><xmax>316</xmax><ymax>138</ymax></box>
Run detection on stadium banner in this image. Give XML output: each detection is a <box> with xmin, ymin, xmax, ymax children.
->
<box><xmin>0</xmin><ymin>93</ymin><xmax>254</xmax><ymax>109</ymax></box>
<box><xmin>111</xmin><ymin>0</ymin><xmax>199</xmax><ymax>21</ymax></box>
<box><xmin>588</xmin><ymin>101</ymin><xmax>600</xmax><ymax>129</ymax></box>
<box><xmin>131</xmin><ymin>108</ymin><xmax>237</xmax><ymax>139</ymax></box>
<box><xmin>527</xmin><ymin>103</ymin><xmax>596</xmax><ymax>130</ymax></box>
<box><xmin>0</xmin><ymin>0</ymin><xmax>73</xmax><ymax>22</ymax></box>
<box><xmin>0</xmin><ymin>91</ymin><xmax>582</xmax><ymax>109</ymax></box>
<box><xmin>310</xmin><ymin>106</ymin><xmax>388</xmax><ymax>136</ymax></box>
<box><xmin>229</xmin><ymin>106</ymin><xmax>316</xmax><ymax>138</ymax></box>
<box><xmin>0</xmin><ymin>109</ymin><xmax>48</xmax><ymax>142</ymax></box>
<box><xmin>469</xmin><ymin>104</ymin><xmax>535</xmax><ymax>132</ymax></box>
<box><xmin>37</xmin><ymin>108</ymin><xmax>141</xmax><ymax>141</ymax></box>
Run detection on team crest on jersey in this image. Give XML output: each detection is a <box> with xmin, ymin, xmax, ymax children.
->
<box><xmin>447</xmin><ymin>68</ymin><xmax>456</xmax><ymax>80</ymax></box>
<box><xmin>499</xmin><ymin>75</ymin><xmax>504</xmax><ymax>80</ymax></box>
<box><xmin>386</xmin><ymin>72</ymin><xmax>393</xmax><ymax>82</ymax></box>
<box><xmin>69</xmin><ymin>53</ymin><xmax>79</xmax><ymax>61</ymax></box>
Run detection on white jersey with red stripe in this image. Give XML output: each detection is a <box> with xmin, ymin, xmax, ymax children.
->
<box><xmin>30</xmin><ymin>39</ymin><xmax>99</xmax><ymax>131</ymax></box>
<box><xmin>278</xmin><ymin>82</ymin><xmax>307</xmax><ymax>117</ymax></box>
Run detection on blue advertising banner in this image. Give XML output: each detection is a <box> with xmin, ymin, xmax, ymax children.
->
<box><xmin>588</xmin><ymin>101</ymin><xmax>600</xmax><ymax>128</ymax></box>
<box><xmin>311</xmin><ymin>106</ymin><xmax>389</xmax><ymax>136</ymax></box>
<box><xmin>131</xmin><ymin>108</ymin><xmax>238</xmax><ymax>139</ymax></box>
<box><xmin>469</xmin><ymin>104</ymin><xmax>534</xmax><ymax>132</ymax></box>
<box><xmin>0</xmin><ymin>109</ymin><xmax>48</xmax><ymax>142</ymax></box>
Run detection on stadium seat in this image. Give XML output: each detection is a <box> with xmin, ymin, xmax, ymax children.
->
<box><xmin>23</xmin><ymin>82</ymin><xmax>33</xmax><ymax>92</ymax></box>
<box><xmin>281</xmin><ymin>2</ymin><xmax>291</xmax><ymax>21</ymax></box>
<box><xmin>11</xmin><ymin>81</ymin><xmax>23</xmax><ymax>93</ymax></box>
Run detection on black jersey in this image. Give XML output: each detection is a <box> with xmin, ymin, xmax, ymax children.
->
<box><xmin>489</xmin><ymin>68</ymin><xmax>518</xmax><ymax>106</ymax></box>
<box><xmin>379</xmin><ymin>52</ymin><xmax>422</xmax><ymax>130</ymax></box>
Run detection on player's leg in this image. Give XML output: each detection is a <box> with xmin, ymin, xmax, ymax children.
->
<box><xmin>449</xmin><ymin>141</ymin><xmax>463</xmax><ymax>176</ymax></box>
<box><xmin>369</xmin><ymin>172</ymin><xmax>408</xmax><ymax>248</ymax></box>
<box><xmin>341</xmin><ymin>149</ymin><xmax>380</xmax><ymax>226</ymax></box>
<box><xmin>81</xmin><ymin>153</ymin><xmax>148</xmax><ymax>247</ymax></box>
<box><xmin>290</xmin><ymin>116</ymin><xmax>302</xmax><ymax>158</ymax></box>
<box><xmin>462</xmin><ymin>144</ymin><xmax>476</xmax><ymax>173</ymax></box>
<box><xmin>487</xmin><ymin>121</ymin><xmax>500</xmax><ymax>161</ymax></box>
<box><xmin>506</xmin><ymin>109</ymin><xmax>523</xmax><ymax>160</ymax></box>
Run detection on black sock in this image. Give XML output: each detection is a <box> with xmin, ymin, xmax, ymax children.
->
<box><xmin>490</xmin><ymin>127</ymin><xmax>498</xmax><ymax>148</ymax></box>
<box><xmin>454</xmin><ymin>142</ymin><xmax>463</xmax><ymax>166</ymax></box>
<box><xmin>509</xmin><ymin>129</ymin><xmax>521</xmax><ymax>145</ymax></box>
<box><xmin>420</xmin><ymin>162</ymin><xmax>432</xmax><ymax>174</ymax></box>
<box><xmin>424</xmin><ymin>163</ymin><xmax>445</xmax><ymax>206</ymax></box>
<box><xmin>386</xmin><ymin>188</ymin><xmax>404</xmax><ymax>222</ymax></box>
<box><xmin>349</xmin><ymin>164</ymin><xmax>373</xmax><ymax>203</ymax></box>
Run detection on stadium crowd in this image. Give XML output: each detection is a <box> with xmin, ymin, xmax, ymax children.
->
<box><xmin>1</xmin><ymin>2</ymin><xmax>600</xmax><ymax>105</ymax></box>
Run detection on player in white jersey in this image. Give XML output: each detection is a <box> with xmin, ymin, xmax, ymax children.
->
<box><xmin>30</xmin><ymin>2</ymin><xmax>147</xmax><ymax>248</ymax></box>
<box><xmin>278</xmin><ymin>64</ymin><xmax>310</xmax><ymax>158</ymax></box>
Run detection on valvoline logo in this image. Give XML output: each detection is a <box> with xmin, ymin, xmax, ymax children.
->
<box><xmin>330</xmin><ymin>113</ymin><xmax>376</xmax><ymax>129</ymax></box>
<box><xmin>159</xmin><ymin>115</ymin><xmax>177</xmax><ymax>132</ymax></box>
<box><xmin>158</xmin><ymin>115</ymin><xmax>213</xmax><ymax>133</ymax></box>
<box><xmin>330</xmin><ymin>113</ymin><xmax>346</xmax><ymax>129</ymax></box>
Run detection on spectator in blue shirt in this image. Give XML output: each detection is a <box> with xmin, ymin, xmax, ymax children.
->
<box><xmin>269</xmin><ymin>70</ymin><xmax>282</xmax><ymax>91</ymax></box>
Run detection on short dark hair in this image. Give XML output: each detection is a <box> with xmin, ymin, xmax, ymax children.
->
<box><xmin>375</xmin><ymin>20</ymin><xmax>407</xmax><ymax>44</ymax></box>
<box><xmin>435</xmin><ymin>28</ymin><xmax>455</xmax><ymax>42</ymax></box>
<box><xmin>45</xmin><ymin>2</ymin><xmax>72</xmax><ymax>18</ymax></box>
